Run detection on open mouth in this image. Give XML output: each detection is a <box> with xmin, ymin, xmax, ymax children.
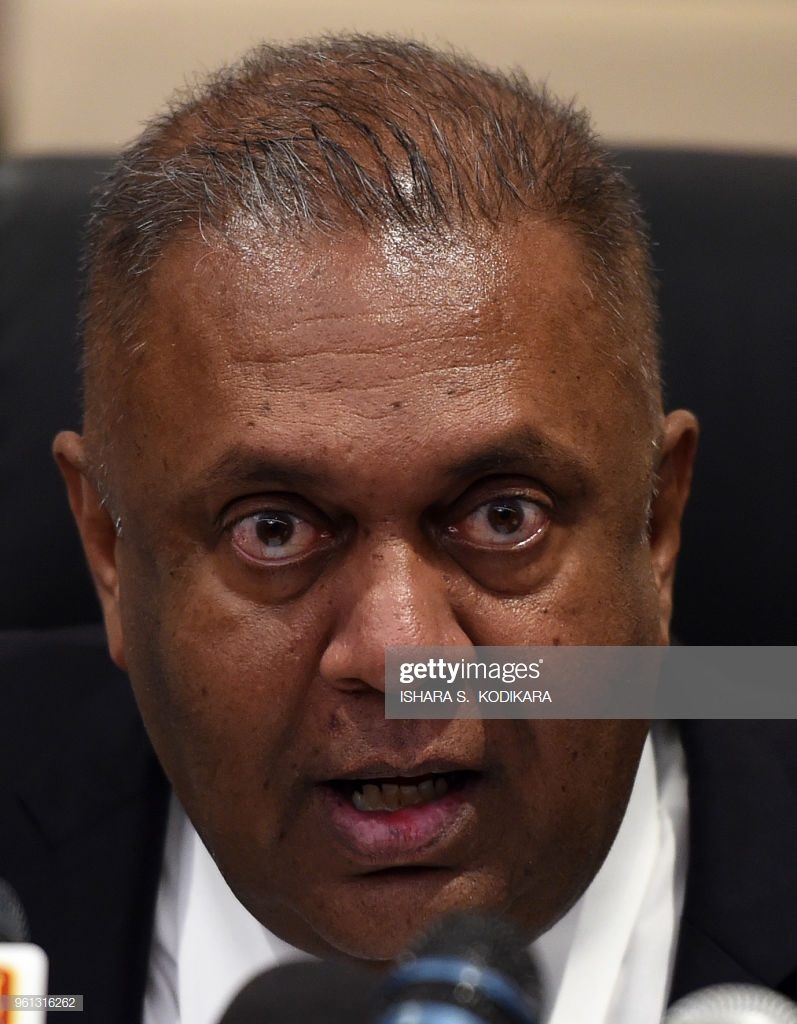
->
<box><xmin>319</xmin><ymin>768</ymin><xmax>481</xmax><ymax>862</ymax></box>
<box><xmin>329</xmin><ymin>770</ymin><xmax>477</xmax><ymax>812</ymax></box>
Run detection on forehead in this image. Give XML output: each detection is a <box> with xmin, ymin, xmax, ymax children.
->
<box><xmin>141</xmin><ymin>220</ymin><xmax>609</xmax><ymax>389</ymax></box>
<box><xmin>153</xmin><ymin>219</ymin><xmax>578</xmax><ymax>339</ymax></box>
<box><xmin>118</xmin><ymin>220</ymin><xmax>650</xmax><ymax>505</ymax></box>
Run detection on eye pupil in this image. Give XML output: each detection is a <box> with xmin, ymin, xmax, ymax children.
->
<box><xmin>255</xmin><ymin>514</ymin><xmax>294</xmax><ymax>547</ymax></box>
<box><xmin>487</xmin><ymin>501</ymin><xmax>523</xmax><ymax>534</ymax></box>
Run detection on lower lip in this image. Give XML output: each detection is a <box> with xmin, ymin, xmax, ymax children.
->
<box><xmin>320</xmin><ymin>781</ymin><xmax>478</xmax><ymax>864</ymax></box>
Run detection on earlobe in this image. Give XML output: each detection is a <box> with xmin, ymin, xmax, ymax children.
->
<box><xmin>648</xmin><ymin>410</ymin><xmax>699</xmax><ymax>641</ymax></box>
<box><xmin>52</xmin><ymin>430</ymin><xmax>128</xmax><ymax>670</ymax></box>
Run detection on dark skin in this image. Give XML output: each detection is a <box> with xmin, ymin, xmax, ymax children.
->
<box><xmin>54</xmin><ymin>219</ymin><xmax>697</xmax><ymax>962</ymax></box>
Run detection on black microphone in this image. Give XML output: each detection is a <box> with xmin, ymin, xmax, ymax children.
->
<box><xmin>0</xmin><ymin>878</ymin><xmax>29</xmax><ymax>942</ymax></box>
<box><xmin>216</xmin><ymin>959</ymin><xmax>379</xmax><ymax>1024</ymax></box>
<box><xmin>664</xmin><ymin>984</ymin><xmax>797</xmax><ymax>1023</ymax></box>
<box><xmin>375</xmin><ymin>911</ymin><xmax>541</xmax><ymax>1024</ymax></box>
<box><xmin>0</xmin><ymin>878</ymin><xmax>49</xmax><ymax>1022</ymax></box>
<box><xmin>216</xmin><ymin>911</ymin><xmax>540</xmax><ymax>1024</ymax></box>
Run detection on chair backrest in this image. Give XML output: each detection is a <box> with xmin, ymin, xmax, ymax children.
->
<box><xmin>1</xmin><ymin>157</ymin><xmax>111</xmax><ymax>630</ymax></box>
<box><xmin>622</xmin><ymin>150</ymin><xmax>796</xmax><ymax>644</ymax></box>
<box><xmin>1</xmin><ymin>150</ymin><xmax>795</xmax><ymax>642</ymax></box>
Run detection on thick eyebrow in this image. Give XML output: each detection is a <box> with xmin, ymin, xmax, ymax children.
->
<box><xmin>194</xmin><ymin>427</ymin><xmax>593</xmax><ymax>499</ymax></box>
<box><xmin>199</xmin><ymin>449</ymin><xmax>331</xmax><ymax>492</ymax></box>
<box><xmin>445</xmin><ymin>428</ymin><xmax>593</xmax><ymax>495</ymax></box>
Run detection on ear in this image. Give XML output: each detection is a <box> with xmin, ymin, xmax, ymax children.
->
<box><xmin>648</xmin><ymin>410</ymin><xmax>699</xmax><ymax>642</ymax></box>
<box><xmin>52</xmin><ymin>431</ymin><xmax>127</xmax><ymax>670</ymax></box>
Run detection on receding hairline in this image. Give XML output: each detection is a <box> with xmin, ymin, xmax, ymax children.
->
<box><xmin>79</xmin><ymin>33</ymin><xmax>662</xmax><ymax>478</ymax></box>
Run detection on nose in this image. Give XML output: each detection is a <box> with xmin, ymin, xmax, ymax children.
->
<box><xmin>318</xmin><ymin>536</ymin><xmax>470</xmax><ymax>693</ymax></box>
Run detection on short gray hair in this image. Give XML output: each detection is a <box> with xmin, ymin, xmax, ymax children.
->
<box><xmin>81</xmin><ymin>34</ymin><xmax>660</xmax><ymax>452</ymax></box>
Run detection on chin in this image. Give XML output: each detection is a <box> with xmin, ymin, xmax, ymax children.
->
<box><xmin>293</xmin><ymin>867</ymin><xmax>534</xmax><ymax>962</ymax></box>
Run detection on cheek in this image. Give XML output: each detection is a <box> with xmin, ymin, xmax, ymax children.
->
<box><xmin>548</xmin><ymin>528</ymin><xmax>661</xmax><ymax>644</ymax></box>
<box><xmin>498</xmin><ymin>720</ymin><xmax>647</xmax><ymax>916</ymax></box>
<box><xmin>455</xmin><ymin>559</ymin><xmax>659</xmax><ymax>647</ymax></box>
<box><xmin>536</xmin><ymin>721</ymin><xmax>647</xmax><ymax>856</ymax></box>
<box><xmin>118</xmin><ymin>552</ymin><xmax>328</xmax><ymax>824</ymax></box>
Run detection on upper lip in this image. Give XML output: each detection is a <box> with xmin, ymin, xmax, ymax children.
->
<box><xmin>321</xmin><ymin>758</ymin><xmax>483</xmax><ymax>783</ymax></box>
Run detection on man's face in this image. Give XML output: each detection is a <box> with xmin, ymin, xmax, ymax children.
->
<box><xmin>58</xmin><ymin>219</ymin><xmax>695</xmax><ymax>960</ymax></box>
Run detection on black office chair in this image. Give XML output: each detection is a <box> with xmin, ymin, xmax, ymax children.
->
<box><xmin>1</xmin><ymin>150</ymin><xmax>795</xmax><ymax>642</ymax></box>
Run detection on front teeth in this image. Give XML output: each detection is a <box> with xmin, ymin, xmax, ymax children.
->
<box><xmin>351</xmin><ymin>775</ymin><xmax>449</xmax><ymax>812</ymax></box>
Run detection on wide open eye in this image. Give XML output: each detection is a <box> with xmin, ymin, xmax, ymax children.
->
<box><xmin>229</xmin><ymin>510</ymin><xmax>331</xmax><ymax>565</ymax></box>
<box><xmin>446</xmin><ymin>496</ymin><xmax>549</xmax><ymax>550</ymax></box>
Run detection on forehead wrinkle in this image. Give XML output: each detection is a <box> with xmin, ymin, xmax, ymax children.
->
<box><xmin>223</xmin><ymin>354</ymin><xmax>519</xmax><ymax>397</ymax></box>
<box><xmin>140</xmin><ymin>219</ymin><xmax>577</xmax><ymax>383</ymax></box>
<box><xmin>153</xmin><ymin>284</ymin><xmax>505</xmax><ymax>373</ymax></box>
<box><xmin>222</xmin><ymin>334</ymin><xmax>493</xmax><ymax>366</ymax></box>
<box><xmin>213</xmin><ymin>296</ymin><xmax>506</xmax><ymax>365</ymax></box>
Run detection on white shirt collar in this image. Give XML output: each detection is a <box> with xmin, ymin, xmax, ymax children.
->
<box><xmin>538</xmin><ymin>721</ymin><xmax>688</xmax><ymax>1024</ymax></box>
<box><xmin>144</xmin><ymin>722</ymin><xmax>688</xmax><ymax>1024</ymax></box>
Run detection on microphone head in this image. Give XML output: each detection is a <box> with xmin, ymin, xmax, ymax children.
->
<box><xmin>407</xmin><ymin>910</ymin><xmax>539</xmax><ymax>996</ymax></box>
<box><xmin>217</xmin><ymin>959</ymin><xmax>380</xmax><ymax>1024</ymax></box>
<box><xmin>665</xmin><ymin>984</ymin><xmax>797</xmax><ymax>1024</ymax></box>
<box><xmin>381</xmin><ymin>910</ymin><xmax>541</xmax><ymax>1024</ymax></box>
<box><xmin>0</xmin><ymin>879</ymin><xmax>29</xmax><ymax>943</ymax></box>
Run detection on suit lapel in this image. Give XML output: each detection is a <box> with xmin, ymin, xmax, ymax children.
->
<box><xmin>671</xmin><ymin>720</ymin><xmax>797</xmax><ymax>1002</ymax></box>
<box><xmin>1</xmin><ymin>629</ymin><xmax>170</xmax><ymax>1024</ymax></box>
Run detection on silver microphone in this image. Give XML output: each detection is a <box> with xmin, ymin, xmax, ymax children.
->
<box><xmin>665</xmin><ymin>984</ymin><xmax>797</xmax><ymax>1024</ymax></box>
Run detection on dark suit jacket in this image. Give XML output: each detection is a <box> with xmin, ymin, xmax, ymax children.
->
<box><xmin>2</xmin><ymin>628</ymin><xmax>796</xmax><ymax>1023</ymax></box>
